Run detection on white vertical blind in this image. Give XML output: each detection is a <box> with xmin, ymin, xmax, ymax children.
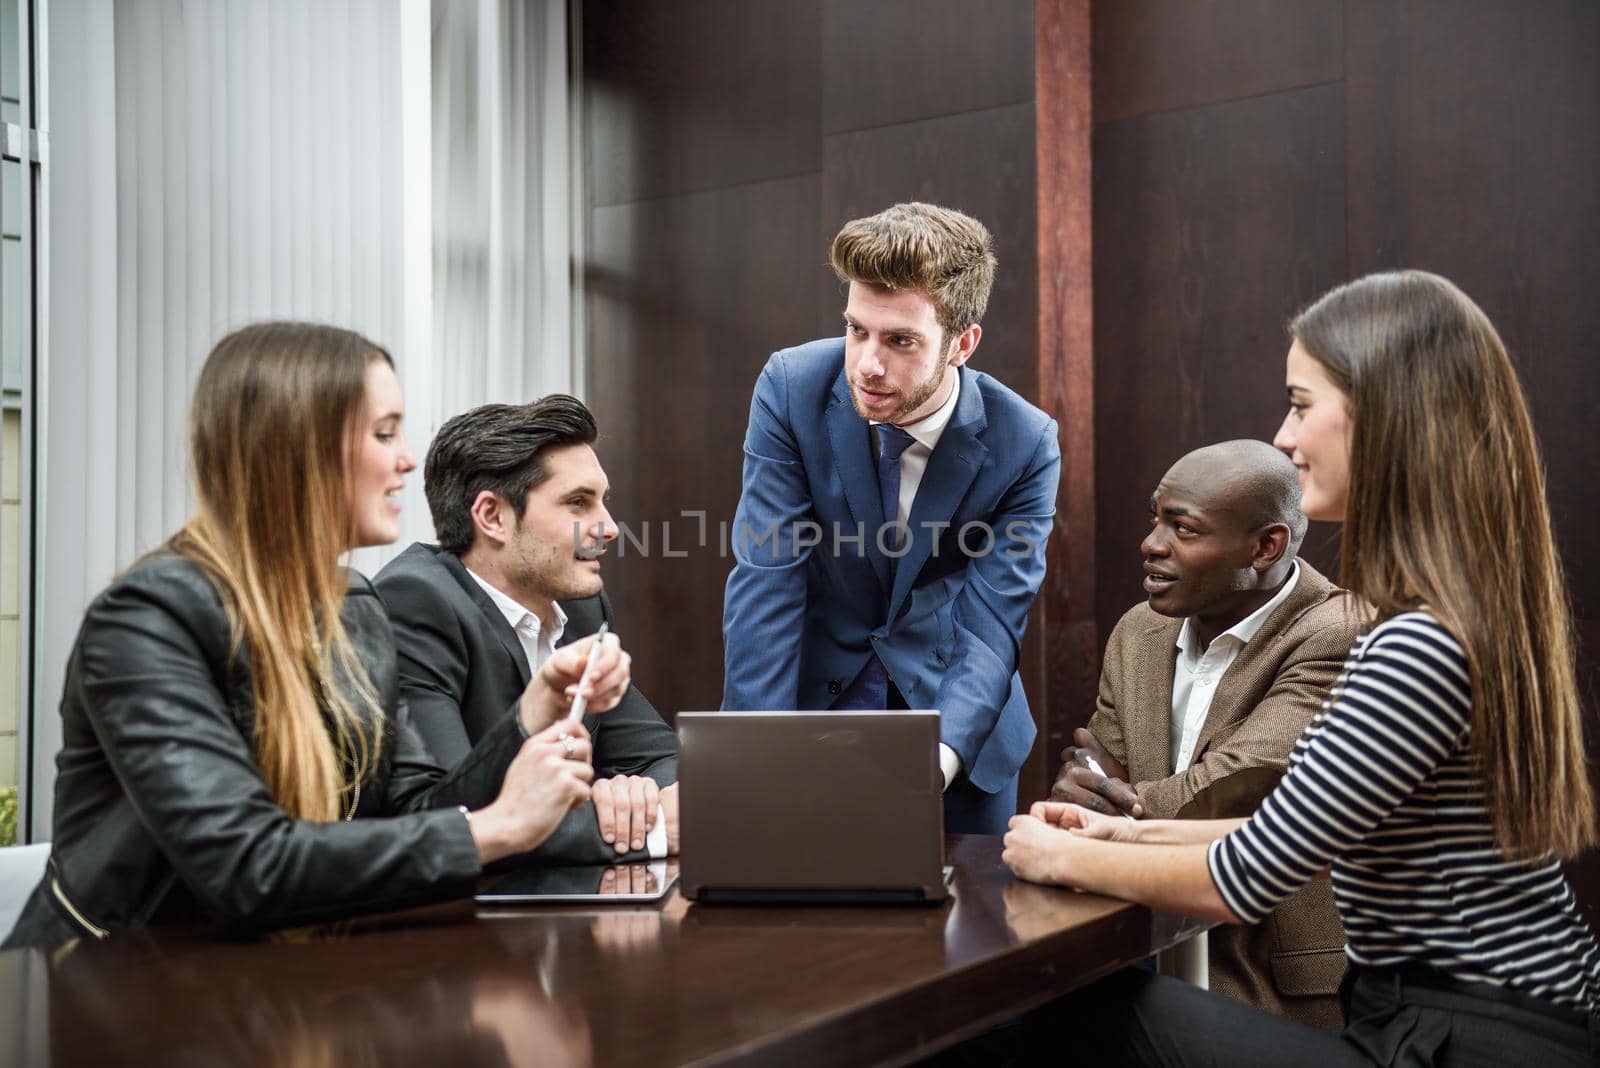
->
<box><xmin>433</xmin><ymin>0</ymin><xmax>572</xmax><ymax>413</ymax></box>
<box><xmin>35</xmin><ymin>0</ymin><xmax>123</xmax><ymax>843</ymax></box>
<box><xmin>103</xmin><ymin>0</ymin><xmax>411</xmax><ymax>562</ymax></box>
<box><xmin>33</xmin><ymin>0</ymin><xmax>570</xmax><ymax>837</ymax></box>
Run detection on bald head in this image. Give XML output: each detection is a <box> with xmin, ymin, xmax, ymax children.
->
<box><xmin>1141</xmin><ymin>439</ymin><xmax>1309</xmax><ymax>634</ymax></box>
<box><xmin>1163</xmin><ymin>440</ymin><xmax>1308</xmax><ymax>556</ymax></box>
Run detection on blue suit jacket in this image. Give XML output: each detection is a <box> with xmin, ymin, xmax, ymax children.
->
<box><xmin>721</xmin><ymin>338</ymin><xmax>1060</xmax><ymax>806</ymax></box>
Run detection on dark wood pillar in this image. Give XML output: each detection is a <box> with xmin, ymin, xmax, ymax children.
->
<box><xmin>1034</xmin><ymin>0</ymin><xmax>1096</xmax><ymax>793</ymax></box>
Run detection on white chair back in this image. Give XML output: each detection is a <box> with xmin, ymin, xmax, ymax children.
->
<box><xmin>0</xmin><ymin>844</ymin><xmax>51</xmax><ymax>941</ymax></box>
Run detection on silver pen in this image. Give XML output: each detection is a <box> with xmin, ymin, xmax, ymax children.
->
<box><xmin>1082</xmin><ymin>754</ymin><xmax>1137</xmax><ymax>819</ymax></box>
<box><xmin>565</xmin><ymin>621</ymin><xmax>609</xmax><ymax>724</ymax></box>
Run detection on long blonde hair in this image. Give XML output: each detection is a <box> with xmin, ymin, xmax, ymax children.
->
<box><xmin>171</xmin><ymin>322</ymin><xmax>388</xmax><ymax>822</ymax></box>
<box><xmin>1292</xmin><ymin>271</ymin><xmax>1594</xmax><ymax>859</ymax></box>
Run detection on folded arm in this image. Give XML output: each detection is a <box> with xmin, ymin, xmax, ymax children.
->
<box><xmin>1133</xmin><ymin>621</ymin><xmax>1357</xmax><ymax>818</ymax></box>
<box><xmin>1002</xmin><ymin>811</ymin><xmax>1240</xmax><ymax>924</ymax></box>
<box><xmin>1033</xmin><ymin>802</ymin><xmax>1247</xmax><ymax>847</ymax></box>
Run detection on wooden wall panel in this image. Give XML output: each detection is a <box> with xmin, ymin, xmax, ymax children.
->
<box><xmin>822</xmin><ymin>0</ymin><xmax>1034</xmax><ymax>133</ymax></box>
<box><xmin>1036</xmin><ymin>0</ymin><xmax>1096</xmax><ymax>808</ymax></box>
<box><xmin>1344</xmin><ymin>0</ymin><xmax>1600</xmax><ymax>617</ymax></box>
<box><xmin>586</xmin><ymin>175</ymin><xmax>835</xmax><ymax>719</ymax></box>
<box><xmin>1091</xmin><ymin>85</ymin><xmax>1347</xmax><ymax>658</ymax></box>
<box><xmin>584</xmin><ymin>0</ymin><xmax>821</xmax><ymax>207</ymax></box>
<box><xmin>1093</xmin><ymin>0</ymin><xmax>1344</xmax><ymax>122</ymax></box>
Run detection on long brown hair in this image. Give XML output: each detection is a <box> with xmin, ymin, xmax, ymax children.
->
<box><xmin>171</xmin><ymin>322</ymin><xmax>389</xmax><ymax>822</ymax></box>
<box><xmin>1292</xmin><ymin>270</ymin><xmax>1594</xmax><ymax>859</ymax></box>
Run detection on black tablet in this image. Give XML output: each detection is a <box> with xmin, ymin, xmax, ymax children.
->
<box><xmin>475</xmin><ymin>860</ymin><xmax>677</xmax><ymax>905</ymax></box>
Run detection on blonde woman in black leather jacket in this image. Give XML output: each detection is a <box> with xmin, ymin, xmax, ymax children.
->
<box><xmin>5</xmin><ymin>323</ymin><xmax>630</xmax><ymax>946</ymax></box>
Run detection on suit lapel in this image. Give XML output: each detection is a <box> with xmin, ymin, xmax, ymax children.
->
<box><xmin>1128</xmin><ymin>618</ymin><xmax>1179</xmax><ymax>780</ymax></box>
<box><xmin>888</xmin><ymin>368</ymin><xmax>987</xmax><ymax>619</ymax></box>
<box><xmin>1193</xmin><ymin>652</ymin><xmax>1253</xmax><ymax>762</ymax></box>
<box><xmin>1191</xmin><ymin>562</ymin><xmax>1333</xmax><ymax>759</ymax></box>
<box><xmin>439</xmin><ymin>551</ymin><xmax>532</xmax><ymax>687</ymax></box>
<box><xmin>826</xmin><ymin>371</ymin><xmax>890</xmax><ymax>593</ymax></box>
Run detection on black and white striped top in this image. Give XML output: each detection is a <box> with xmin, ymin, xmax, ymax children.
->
<box><xmin>1209</xmin><ymin>611</ymin><xmax>1600</xmax><ymax>1013</ymax></box>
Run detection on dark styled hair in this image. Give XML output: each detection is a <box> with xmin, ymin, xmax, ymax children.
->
<box><xmin>1291</xmin><ymin>270</ymin><xmax>1593</xmax><ymax>860</ymax></box>
<box><xmin>424</xmin><ymin>395</ymin><xmax>599</xmax><ymax>553</ymax></box>
<box><xmin>830</xmin><ymin>202</ymin><xmax>997</xmax><ymax>338</ymax></box>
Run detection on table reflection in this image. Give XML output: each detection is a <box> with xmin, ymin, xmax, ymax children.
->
<box><xmin>0</xmin><ymin>838</ymin><xmax>1196</xmax><ymax>1068</ymax></box>
<box><xmin>1002</xmin><ymin>880</ymin><xmax>1092</xmax><ymax>943</ymax></box>
<box><xmin>33</xmin><ymin>924</ymin><xmax>594</xmax><ymax>1068</ymax></box>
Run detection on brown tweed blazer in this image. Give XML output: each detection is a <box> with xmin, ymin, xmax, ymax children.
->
<box><xmin>1087</xmin><ymin>560</ymin><xmax>1363</xmax><ymax>1029</ymax></box>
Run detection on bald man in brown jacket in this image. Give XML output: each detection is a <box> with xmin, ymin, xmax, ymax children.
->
<box><xmin>1053</xmin><ymin>441</ymin><xmax>1364</xmax><ymax>1028</ymax></box>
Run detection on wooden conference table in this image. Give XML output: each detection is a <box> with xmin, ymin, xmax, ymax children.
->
<box><xmin>0</xmin><ymin>836</ymin><xmax>1206</xmax><ymax>1067</ymax></box>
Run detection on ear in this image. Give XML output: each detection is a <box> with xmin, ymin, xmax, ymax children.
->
<box><xmin>946</xmin><ymin>323</ymin><xmax>981</xmax><ymax>368</ymax></box>
<box><xmin>469</xmin><ymin>490</ymin><xmax>513</xmax><ymax>549</ymax></box>
<box><xmin>1252</xmin><ymin>523</ymin><xmax>1292</xmax><ymax>572</ymax></box>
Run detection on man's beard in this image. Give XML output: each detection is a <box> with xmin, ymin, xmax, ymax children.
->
<box><xmin>512</xmin><ymin>540</ymin><xmax>604</xmax><ymax>605</ymax></box>
<box><xmin>852</xmin><ymin>362</ymin><xmax>947</xmax><ymax>424</ymax></box>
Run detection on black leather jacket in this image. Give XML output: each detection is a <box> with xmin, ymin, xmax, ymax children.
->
<box><xmin>3</xmin><ymin>553</ymin><xmax>523</xmax><ymax>948</ymax></box>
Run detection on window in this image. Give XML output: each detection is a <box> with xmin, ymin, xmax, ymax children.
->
<box><xmin>1</xmin><ymin>0</ymin><xmax>40</xmax><ymax>845</ymax></box>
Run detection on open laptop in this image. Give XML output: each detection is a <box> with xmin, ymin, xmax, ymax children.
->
<box><xmin>677</xmin><ymin>710</ymin><xmax>949</xmax><ymax>904</ymax></box>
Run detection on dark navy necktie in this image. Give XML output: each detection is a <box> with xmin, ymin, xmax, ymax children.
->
<box><xmin>876</xmin><ymin>424</ymin><xmax>917</xmax><ymax>564</ymax></box>
<box><xmin>834</xmin><ymin>424</ymin><xmax>917</xmax><ymax>710</ymax></box>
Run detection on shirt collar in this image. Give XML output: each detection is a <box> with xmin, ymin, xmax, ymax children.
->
<box><xmin>871</xmin><ymin>364</ymin><xmax>961</xmax><ymax>451</ymax></box>
<box><xmin>1176</xmin><ymin>559</ymin><xmax>1302</xmax><ymax>661</ymax></box>
<box><xmin>464</xmin><ymin>565</ymin><xmax>568</xmax><ymax>637</ymax></box>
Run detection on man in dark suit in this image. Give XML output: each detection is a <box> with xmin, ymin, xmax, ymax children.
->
<box><xmin>1051</xmin><ymin>439</ymin><xmax>1360</xmax><ymax>1026</ymax></box>
<box><xmin>721</xmin><ymin>203</ymin><xmax>1060</xmax><ymax>834</ymax></box>
<box><xmin>375</xmin><ymin>397</ymin><xmax>677</xmax><ymax>865</ymax></box>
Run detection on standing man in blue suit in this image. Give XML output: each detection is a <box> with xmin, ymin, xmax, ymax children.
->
<box><xmin>722</xmin><ymin>202</ymin><xmax>1061</xmax><ymax>834</ymax></box>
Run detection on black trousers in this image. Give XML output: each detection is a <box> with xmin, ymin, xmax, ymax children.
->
<box><xmin>1040</xmin><ymin>963</ymin><xmax>1598</xmax><ymax>1067</ymax></box>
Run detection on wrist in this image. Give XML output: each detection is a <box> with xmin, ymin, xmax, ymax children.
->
<box><xmin>519</xmin><ymin>688</ymin><xmax>560</xmax><ymax>736</ymax></box>
<box><xmin>1051</xmin><ymin>830</ymin><xmax>1083</xmax><ymax>884</ymax></box>
<box><xmin>468</xmin><ymin>804</ymin><xmax>516</xmax><ymax>865</ymax></box>
<box><xmin>1131</xmin><ymin>819</ymin><xmax>1177</xmax><ymax>845</ymax></box>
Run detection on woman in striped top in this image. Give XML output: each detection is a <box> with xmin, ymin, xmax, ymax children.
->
<box><xmin>1004</xmin><ymin>271</ymin><xmax>1599</xmax><ymax>1064</ymax></box>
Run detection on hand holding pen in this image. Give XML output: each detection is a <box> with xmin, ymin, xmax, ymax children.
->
<box><xmin>1050</xmin><ymin>727</ymin><xmax>1142</xmax><ymax>818</ymax></box>
<box><xmin>1080</xmin><ymin>756</ymin><xmax>1139</xmax><ymax>820</ymax></box>
<box><xmin>517</xmin><ymin>623</ymin><xmax>632</xmax><ymax>736</ymax></box>
<box><xmin>566</xmin><ymin>621</ymin><xmax>609</xmax><ymax>724</ymax></box>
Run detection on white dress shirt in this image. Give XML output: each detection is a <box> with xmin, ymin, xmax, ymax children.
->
<box><xmin>872</xmin><ymin>371</ymin><xmax>964</xmax><ymax>791</ymax></box>
<box><xmin>465</xmin><ymin>566</ymin><xmax>569</xmax><ymax>673</ymax></box>
<box><xmin>464</xmin><ymin>566</ymin><xmax>666</xmax><ymax>857</ymax></box>
<box><xmin>1169</xmin><ymin>560</ymin><xmax>1301</xmax><ymax>772</ymax></box>
<box><xmin>874</xmin><ymin>368</ymin><xmax>961</xmax><ymax>530</ymax></box>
